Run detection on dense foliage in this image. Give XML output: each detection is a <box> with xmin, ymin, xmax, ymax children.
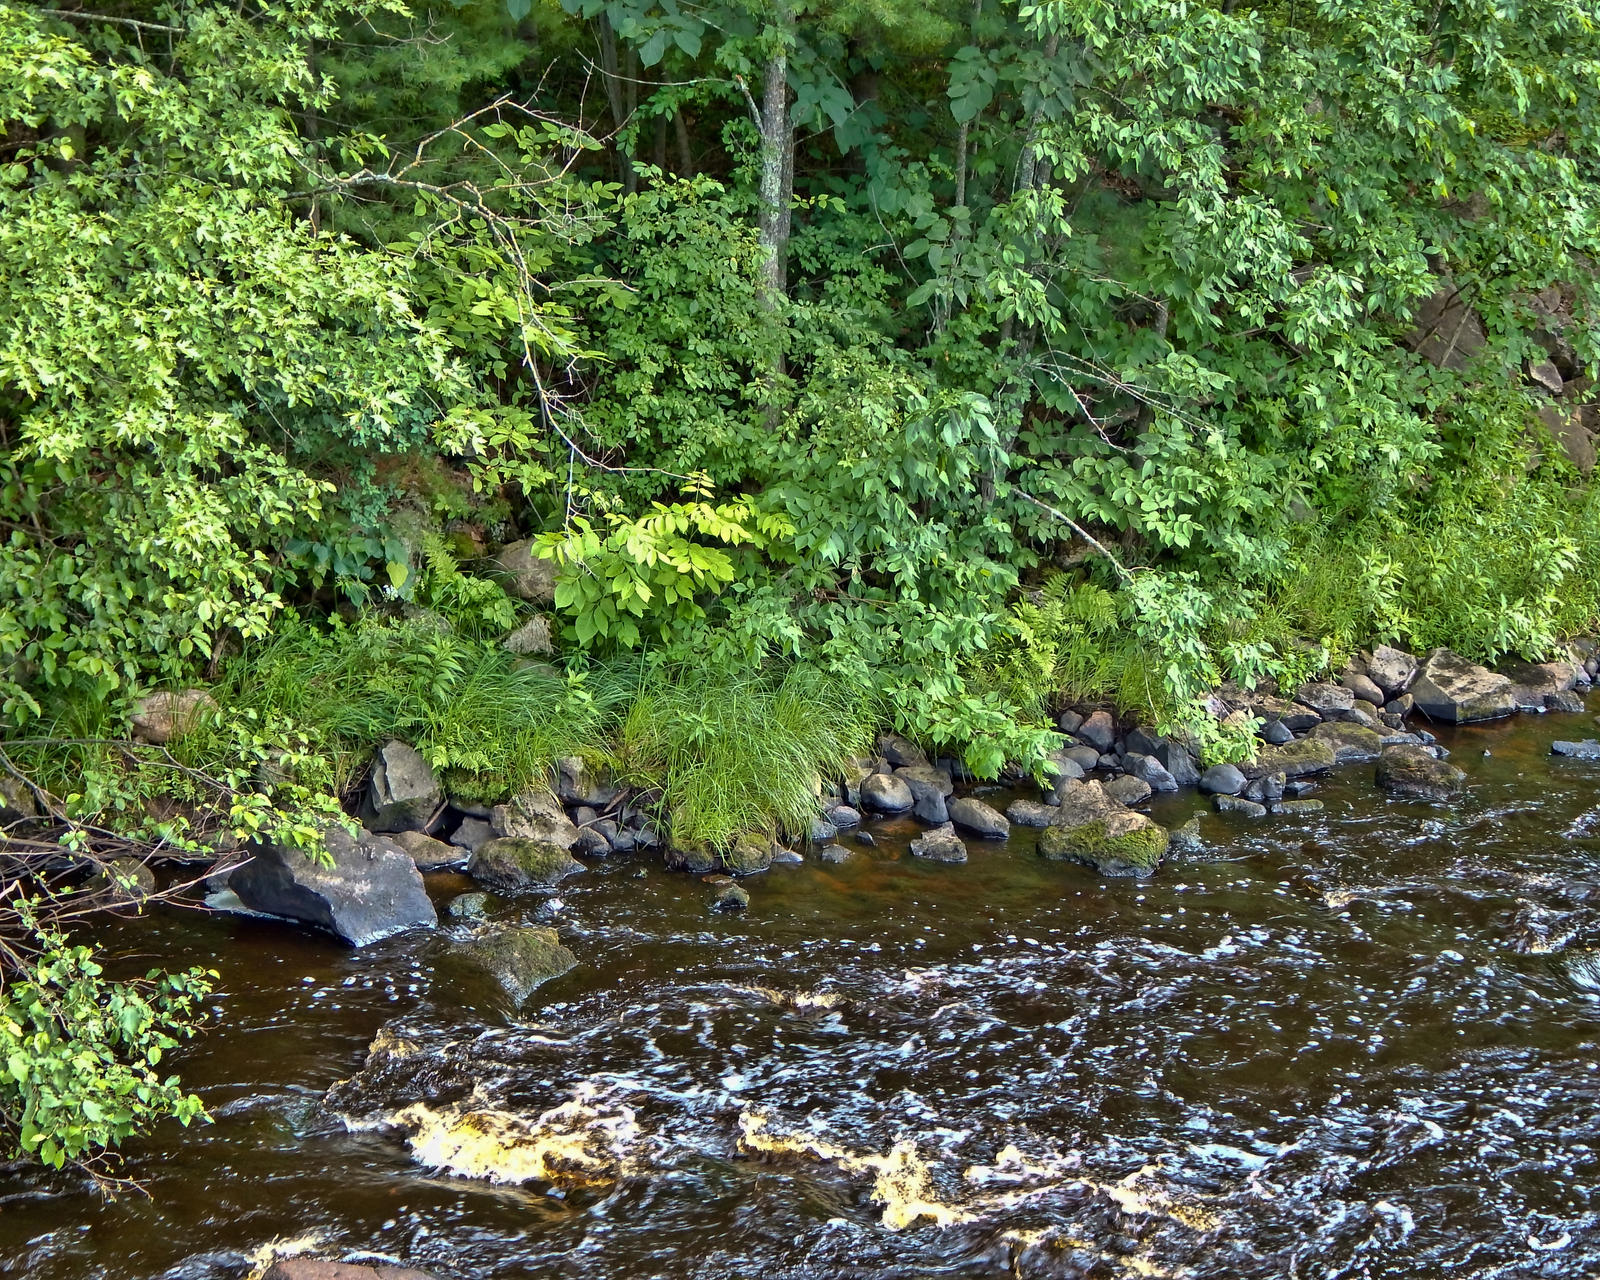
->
<box><xmin>3</xmin><ymin>0</ymin><xmax>1600</xmax><ymax>1166</ymax></box>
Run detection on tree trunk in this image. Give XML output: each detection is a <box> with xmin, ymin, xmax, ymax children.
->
<box><xmin>597</xmin><ymin>15</ymin><xmax>634</xmax><ymax>193</ymax></box>
<box><xmin>673</xmin><ymin>109</ymin><xmax>694</xmax><ymax>176</ymax></box>
<box><xmin>757</xmin><ymin>28</ymin><xmax>792</xmax><ymax>305</ymax></box>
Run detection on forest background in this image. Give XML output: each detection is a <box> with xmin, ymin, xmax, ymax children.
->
<box><xmin>3</xmin><ymin>0</ymin><xmax>1600</xmax><ymax>1170</ymax></box>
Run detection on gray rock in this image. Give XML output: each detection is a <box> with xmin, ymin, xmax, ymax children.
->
<box><xmin>827</xmin><ymin>803</ymin><xmax>862</xmax><ymax>828</ymax></box>
<box><xmin>1406</xmin><ymin>282</ymin><xmax>1487</xmax><ymax>370</ymax></box>
<box><xmin>1548</xmin><ymin>690</ymin><xmax>1587</xmax><ymax>714</ymax></box>
<box><xmin>710</xmin><ymin>883</ymin><xmax>750</xmax><ymax>912</ymax></box>
<box><xmin>1340</xmin><ymin>666</ymin><xmax>1387</xmax><ymax>708</ymax></box>
<box><xmin>1124</xmin><ymin>726</ymin><xmax>1165</xmax><ymax>758</ymax></box>
<box><xmin>948</xmin><ymin>796</ymin><xmax>1009</xmax><ymax>839</ymax></box>
<box><xmin>877</xmin><ymin>733</ymin><xmax>929</xmax><ymax>768</ymax></box>
<box><xmin>1385</xmin><ymin>693</ymin><xmax>1415</xmax><ymax>715</ymax></box>
<box><xmin>1552</xmin><ymin>739</ymin><xmax>1600</xmax><ymax>759</ymax></box>
<box><xmin>130</xmin><ymin>688</ymin><xmax>218</xmax><ymax>745</ymax></box>
<box><xmin>1006</xmin><ymin>799</ymin><xmax>1057</xmax><ymax>827</ymax></box>
<box><xmin>1167</xmin><ymin>817</ymin><xmax>1204</xmax><ymax>856</ymax></box>
<box><xmin>1097</xmin><ymin>752</ymin><xmax>1120</xmax><ymax>771</ymax></box>
<box><xmin>1056</xmin><ymin>709</ymin><xmax>1084</xmax><ymax>735</ymax></box>
<box><xmin>460</xmin><ymin>925</ymin><xmax>576</xmax><ymax>1002</ymax></box>
<box><xmin>909</xmin><ymin>823</ymin><xmax>968</xmax><ymax>863</ymax></box>
<box><xmin>1295</xmin><ymin>683</ymin><xmax>1355</xmax><ymax>719</ymax></box>
<box><xmin>1103</xmin><ymin>774</ymin><xmax>1152</xmax><ymax>807</ymax></box>
<box><xmin>446</xmin><ymin>891</ymin><xmax>492</xmax><ymax>920</ymax></box>
<box><xmin>1155</xmin><ymin>741</ymin><xmax>1202</xmax><ymax>788</ymax></box>
<box><xmin>816</xmin><ymin>844</ymin><xmax>854</xmax><ymax>865</ymax></box>
<box><xmin>467</xmin><ymin>838</ymin><xmax>585</xmax><ymax>891</ymax></box>
<box><xmin>493</xmin><ymin>538</ymin><xmax>557</xmax><ymax>604</ymax></box>
<box><xmin>1376</xmin><ymin>744</ymin><xmax>1467</xmax><ymax>800</ymax></box>
<box><xmin>1411</xmin><ymin>649</ymin><xmax>1517</xmax><ymax>723</ymax></box>
<box><xmin>231</xmin><ymin>824</ymin><xmax>437</xmax><ymax>946</ymax></box>
<box><xmin>1214</xmin><ymin>795</ymin><xmax>1268</xmax><ymax>817</ymax></box>
<box><xmin>448</xmin><ymin>817</ymin><xmax>494</xmax><ymax>852</ymax></box>
<box><xmin>854</xmin><ymin>830</ymin><xmax>877</xmax><ymax>847</ymax></box>
<box><xmin>910</xmin><ymin>787</ymin><xmax>949</xmax><ymax>824</ymax></box>
<box><xmin>491</xmin><ymin>789</ymin><xmax>581</xmax><ymax>852</ymax></box>
<box><xmin>364</xmin><ymin>741</ymin><xmax>442</xmax><ymax>833</ymax></box>
<box><xmin>555</xmin><ymin>756</ymin><xmax>622</xmax><ymax>809</ymax></box>
<box><xmin>1248</xmin><ymin>737</ymin><xmax>1337</xmax><ymax>779</ymax></box>
<box><xmin>771</xmin><ymin>846</ymin><xmax>804</xmax><ymax>864</ymax></box>
<box><xmin>663</xmin><ymin>840</ymin><xmax>719</xmax><ymax>873</ymax></box>
<box><xmin>1261</xmin><ymin>719</ymin><xmax>1293</xmax><ymax>746</ymax></box>
<box><xmin>896</xmin><ymin>764</ymin><xmax>955</xmax><ymax>797</ymax></box>
<box><xmin>1125</xmin><ymin>753</ymin><xmax>1178</xmax><ymax>792</ymax></box>
<box><xmin>1037</xmin><ymin>781</ymin><xmax>1167</xmax><ymax>876</ymax></box>
<box><xmin>1500</xmin><ymin>659</ymin><xmax>1579</xmax><ymax>700</ymax></box>
<box><xmin>860</xmin><ymin>772</ymin><xmax>915</xmax><ymax>813</ymax></box>
<box><xmin>389</xmin><ymin>829</ymin><xmax>465</xmax><ymax>870</ymax></box>
<box><xmin>808</xmin><ymin>816</ymin><xmax>839</xmax><ymax>844</ymax></box>
<box><xmin>573</xmin><ymin>826</ymin><xmax>612</xmax><ymax>856</ymax></box>
<box><xmin>1199</xmin><ymin>763</ymin><xmax>1247</xmax><ymax>795</ymax></box>
<box><xmin>1272</xmin><ymin>798</ymin><xmax>1325</xmax><ymax>816</ymax></box>
<box><xmin>1309</xmin><ymin>720</ymin><xmax>1386</xmax><ymax>764</ymax></box>
<box><xmin>1366</xmin><ymin>645</ymin><xmax>1418</xmax><ymax>696</ymax></box>
<box><xmin>1075</xmin><ymin>710</ymin><xmax>1118</xmax><ymax>751</ymax></box>
<box><xmin>502</xmin><ymin>614</ymin><xmax>554</xmax><ymax>657</ymax></box>
<box><xmin>1528</xmin><ymin>358</ymin><xmax>1565</xmax><ymax>395</ymax></box>
<box><xmin>1244</xmin><ymin>772</ymin><xmax>1286</xmax><ymax>804</ymax></box>
<box><xmin>1063</xmin><ymin>744</ymin><xmax>1103</xmax><ymax>773</ymax></box>
<box><xmin>722</xmin><ymin>834</ymin><xmax>775</xmax><ymax>876</ymax></box>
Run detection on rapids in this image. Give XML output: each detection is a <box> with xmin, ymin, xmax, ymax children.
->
<box><xmin>3</xmin><ymin>712</ymin><xmax>1600</xmax><ymax>1278</ymax></box>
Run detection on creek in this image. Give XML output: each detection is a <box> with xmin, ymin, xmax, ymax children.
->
<box><xmin>2</xmin><ymin>711</ymin><xmax>1600</xmax><ymax>1278</ymax></box>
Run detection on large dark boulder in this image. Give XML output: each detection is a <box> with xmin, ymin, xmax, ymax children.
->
<box><xmin>363</xmin><ymin>741</ymin><xmax>442</xmax><ymax>833</ymax></box>
<box><xmin>1294</xmin><ymin>682</ymin><xmax>1355</xmax><ymax>719</ymax></box>
<box><xmin>860</xmin><ymin>772</ymin><xmax>915</xmax><ymax>813</ymax></box>
<box><xmin>230</xmin><ymin>825</ymin><xmax>437</xmax><ymax>947</ymax></box>
<box><xmin>1376</xmin><ymin>745</ymin><xmax>1467</xmax><ymax>800</ymax></box>
<box><xmin>1411</xmin><ymin>649</ymin><xmax>1516</xmax><ymax>723</ymax></box>
<box><xmin>1074</xmin><ymin>710</ymin><xmax>1118</xmax><ymax>752</ymax></box>
<box><xmin>948</xmin><ymin>796</ymin><xmax>1009</xmax><ymax>839</ymax></box>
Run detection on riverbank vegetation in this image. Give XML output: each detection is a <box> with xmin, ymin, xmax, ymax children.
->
<box><xmin>4</xmin><ymin>0</ymin><xmax>1600</xmax><ymax>1168</ymax></box>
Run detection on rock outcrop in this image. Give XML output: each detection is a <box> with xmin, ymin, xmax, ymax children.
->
<box><xmin>1410</xmin><ymin>649</ymin><xmax>1516</xmax><ymax>723</ymax></box>
<box><xmin>1037</xmin><ymin>781</ymin><xmax>1167</xmax><ymax>877</ymax></box>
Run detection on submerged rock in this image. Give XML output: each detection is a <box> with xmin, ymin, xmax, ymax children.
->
<box><xmin>468</xmin><ymin>838</ymin><xmax>584</xmax><ymax>891</ymax></box>
<box><xmin>909</xmin><ymin>823</ymin><xmax>968</xmax><ymax>863</ymax></box>
<box><xmin>460</xmin><ymin>925</ymin><xmax>576</xmax><ymax>1002</ymax></box>
<box><xmin>1552</xmin><ymin>739</ymin><xmax>1600</xmax><ymax>760</ymax></box>
<box><xmin>948</xmin><ymin>796</ymin><xmax>1009</xmax><ymax>839</ymax></box>
<box><xmin>663</xmin><ymin>839</ymin><xmax>719</xmax><ymax>873</ymax></box>
<box><xmin>230</xmin><ymin>824</ymin><xmax>437</xmax><ymax>946</ymax></box>
<box><xmin>1005</xmin><ymin>799</ymin><xmax>1056</xmax><ymax>827</ymax></box>
<box><xmin>1214</xmin><ymin>795</ymin><xmax>1268</xmax><ymax>818</ymax></box>
<box><xmin>710</xmin><ymin>883</ymin><xmax>751</xmax><ymax>912</ymax></box>
<box><xmin>1376</xmin><ymin>744</ymin><xmax>1467</xmax><ymax>800</ymax></box>
<box><xmin>1198</xmin><ymin>763</ymin><xmax>1246</xmax><ymax>795</ymax></box>
<box><xmin>1410</xmin><ymin>648</ymin><xmax>1516</xmax><ymax>723</ymax></box>
<box><xmin>363</xmin><ymin>741</ymin><xmax>443</xmax><ymax>833</ymax></box>
<box><xmin>816</xmin><ymin>843</ymin><xmax>854</xmax><ymax>864</ymax></box>
<box><xmin>446</xmin><ymin>891</ymin><xmax>492</xmax><ymax>920</ymax></box>
<box><xmin>1272</xmin><ymin>798</ymin><xmax>1325</xmax><ymax>816</ymax></box>
<box><xmin>1038</xmin><ymin>781</ymin><xmax>1167</xmax><ymax>877</ymax></box>
<box><xmin>1167</xmin><ymin>816</ymin><xmax>1204</xmax><ymax>856</ymax></box>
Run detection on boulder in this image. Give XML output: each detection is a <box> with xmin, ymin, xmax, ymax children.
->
<box><xmin>663</xmin><ymin>840</ymin><xmax>719</xmax><ymax>873</ymax></box>
<box><xmin>1062</xmin><ymin>744</ymin><xmax>1103</xmax><ymax>773</ymax></box>
<box><xmin>948</xmin><ymin>797</ymin><xmax>1009</xmax><ymax>839</ymax></box>
<box><xmin>724</xmin><ymin>835</ymin><xmax>774</xmax><ymax>875</ymax></box>
<box><xmin>460</xmin><ymin>925</ymin><xmax>576</xmax><ymax>1002</ymax></box>
<box><xmin>1376</xmin><ymin>745</ymin><xmax>1467</xmax><ymax>800</ymax></box>
<box><xmin>130</xmin><ymin>689</ymin><xmax>218</xmax><ymax>745</ymax></box>
<box><xmin>1548</xmin><ymin>690</ymin><xmax>1586</xmax><ymax>714</ymax></box>
<box><xmin>877</xmin><ymin>733</ymin><xmax>929</xmax><ymax>768</ymax></box>
<box><xmin>896</xmin><ymin>764</ymin><xmax>955</xmax><ymax>797</ymax></box>
<box><xmin>860</xmin><ymin>772</ymin><xmax>915</xmax><ymax>814</ymax></box>
<box><xmin>502</xmin><ymin>614</ymin><xmax>554</xmax><ymax>657</ymax></box>
<box><xmin>1123</xmin><ymin>726</ymin><xmax>1165</xmax><ymax>758</ymax></box>
<box><xmin>1538</xmin><ymin>402</ymin><xmax>1597</xmax><ymax>473</ymax></box>
<box><xmin>816</xmin><ymin>844</ymin><xmax>854</xmax><ymax>864</ymax></box>
<box><xmin>1198</xmin><ymin>763</ymin><xmax>1246</xmax><ymax>795</ymax></box>
<box><xmin>1042</xmin><ymin>752</ymin><xmax>1086</xmax><ymax>803</ymax></box>
<box><xmin>554</xmin><ymin>756</ymin><xmax>622</xmax><ymax>809</ymax></box>
<box><xmin>363</xmin><ymin>741</ymin><xmax>442</xmax><ymax>833</ymax></box>
<box><xmin>827</xmin><ymin>803</ymin><xmax>862</xmax><ymax>829</ymax></box>
<box><xmin>389</xmin><ymin>829</ymin><xmax>464</xmax><ymax>870</ymax></box>
<box><xmin>909</xmin><ymin>823</ymin><xmax>968</xmax><ymax>863</ymax></box>
<box><xmin>446</xmin><ymin>891</ymin><xmax>492</xmax><ymax>920</ymax></box>
<box><xmin>493</xmin><ymin>538</ymin><xmax>557</xmax><ymax>604</ymax></box>
<box><xmin>491</xmin><ymin>788</ymin><xmax>581</xmax><ymax>849</ymax></box>
<box><xmin>1294</xmin><ymin>683</ymin><xmax>1355</xmax><ymax>719</ymax></box>
<box><xmin>467</xmin><ymin>838</ymin><xmax>584</xmax><ymax>892</ymax></box>
<box><xmin>1074</xmin><ymin>710</ymin><xmax>1118</xmax><ymax>752</ymax></box>
<box><xmin>1037</xmin><ymin>781</ymin><xmax>1167</xmax><ymax>877</ymax></box>
<box><xmin>1153</xmin><ymin>740</ymin><xmax>1202</xmax><ymax>787</ymax></box>
<box><xmin>0</xmin><ymin>776</ymin><xmax>39</xmax><ymax>824</ymax></box>
<box><xmin>1365</xmin><ymin>645</ymin><xmax>1418</xmax><ymax>696</ymax></box>
<box><xmin>1410</xmin><ymin>649</ymin><xmax>1516</xmax><ymax>723</ymax></box>
<box><xmin>1272</xmin><ymin>798</ymin><xmax>1324</xmax><ymax>816</ymax></box>
<box><xmin>1260</xmin><ymin>719</ymin><xmax>1293</xmax><ymax>746</ymax></box>
<box><xmin>1125</xmin><ymin>753</ymin><xmax>1178</xmax><ymax>792</ymax></box>
<box><xmin>710</xmin><ymin>883</ymin><xmax>751</xmax><ymax>912</ymax></box>
<box><xmin>1342</xmin><ymin>670</ymin><xmax>1387</xmax><ymax>709</ymax></box>
<box><xmin>1103</xmin><ymin>774</ymin><xmax>1152</xmax><ymax>807</ymax></box>
<box><xmin>1243</xmin><ymin>772</ymin><xmax>1285</xmax><ymax>804</ymax></box>
<box><xmin>1500</xmin><ymin>659</ymin><xmax>1579</xmax><ymax>707</ymax></box>
<box><xmin>1005</xmin><ymin>799</ymin><xmax>1057</xmax><ymax>827</ymax></box>
<box><xmin>1247</xmin><ymin>737</ymin><xmax>1337</xmax><ymax>779</ymax></box>
<box><xmin>1406</xmin><ymin>283</ymin><xmax>1487</xmax><ymax>370</ymax></box>
<box><xmin>1552</xmin><ymin>740</ymin><xmax>1600</xmax><ymax>760</ymax></box>
<box><xmin>1528</xmin><ymin>358</ymin><xmax>1566</xmax><ymax>395</ymax></box>
<box><xmin>262</xmin><ymin>1262</ymin><xmax>438</xmax><ymax>1280</ymax></box>
<box><xmin>447</xmin><ymin>817</ymin><xmax>494</xmax><ymax>852</ymax></box>
<box><xmin>1308</xmin><ymin>720</ymin><xmax>1386</xmax><ymax>765</ymax></box>
<box><xmin>230</xmin><ymin>825</ymin><xmax>437</xmax><ymax>946</ymax></box>
<box><xmin>1214</xmin><ymin>795</ymin><xmax>1267</xmax><ymax>818</ymax></box>
<box><xmin>1056</xmin><ymin>709</ymin><xmax>1084</xmax><ymax>735</ymax></box>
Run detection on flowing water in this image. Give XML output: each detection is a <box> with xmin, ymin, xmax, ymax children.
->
<box><xmin>4</xmin><ymin>712</ymin><xmax>1600</xmax><ymax>1279</ymax></box>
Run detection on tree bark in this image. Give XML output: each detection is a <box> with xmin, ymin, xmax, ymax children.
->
<box><xmin>757</xmin><ymin>26</ymin><xmax>793</xmax><ymax>304</ymax></box>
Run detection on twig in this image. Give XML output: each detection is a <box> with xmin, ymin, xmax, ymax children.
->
<box><xmin>1014</xmin><ymin>491</ymin><xmax>1135</xmax><ymax>583</ymax></box>
<box><xmin>34</xmin><ymin>7</ymin><xmax>182</xmax><ymax>32</ymax></box>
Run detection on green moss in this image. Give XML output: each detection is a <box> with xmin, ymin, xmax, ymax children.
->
<box><xmin>467</xmin><ymin>838</ymin><xmax>584</xmax><ymax>891</ymax></box>
<box><xmin>1252</xmin><ymin>737</ymin><xmax>1337</xmax><ymax>779</ymax></box>
<box><xmin>1038</xmin><ymin>817</ymin><xmax>1167</xmax><ymax>876</ymax></box>
<box><xmin>465</xmin><ymin>925</ymin><xmax>577</xmax><ymax>1002</ymax></box>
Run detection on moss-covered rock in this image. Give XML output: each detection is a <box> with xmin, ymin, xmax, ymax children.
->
<box><xmin>663</xmin><ymin>839</ymin><xmax>718</xmax><ymax>873</ymax></box>
<box><xmin>1375</xmin><ymin>745</ymin><xmax>1467</xmax><ymax>800</ymax></box>
<box><xmin>461</xmin><ymin>925</ymin><xmax>576</xmax><ymax>1002</ymax></box>
<box><xmin>1038</xmin><ymin>781</ymin><xmax>1167</xmax><ymax>877</ymax></box>
<box><xmin>467</xmin><ymin>838</ymin><xmax>584</xmax><ymax>892</ymax></box>
<box><xmin>1309</xmin><ymin>720</ymin><xmax>1385</xmax><ymax>764</ymax></box>
<box><xmin>1247</xmin><ymin>736</ymin><xmax>1336</xmax><ymax>779</ymax></box>
<box><xmin>723</xmin><ymin>835</ymin><xmax>775</xmax><ymax>875</ymax></box>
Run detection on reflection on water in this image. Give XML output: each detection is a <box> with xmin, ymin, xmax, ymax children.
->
<box><xmin>2</xmin><ymin>713</ymin><xmax>1600</xmax><ymax>1277</ymax></box>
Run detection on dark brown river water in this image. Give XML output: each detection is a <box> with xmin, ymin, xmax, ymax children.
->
<box><xmin>4</xmin><ymin>711</ymin><xmax>1600</xmax><ymax>1279</ymax></box>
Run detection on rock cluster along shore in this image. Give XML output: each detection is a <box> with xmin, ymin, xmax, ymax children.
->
<box><xmin>195</xmin><ymin>641</ymin><xmax>1596</xmax><ymax>943</ymax></box>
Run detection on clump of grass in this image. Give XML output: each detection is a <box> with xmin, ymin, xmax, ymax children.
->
<box><xmin>609</xmin><ymin>662</ymin><xmax>877</xmax><ymax>848</ymax></box>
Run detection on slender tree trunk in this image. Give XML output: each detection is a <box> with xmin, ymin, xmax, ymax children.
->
<box><xmin>673</xmin><ymin>109</ymin><xmax>694</xmax><ymax>176</ymax></box>
<box><xmin>757</xmin><ymin>18</ymin><xmax>793</xmax><ymax>304</ymax></box>
<box><xmin>597</xmin><ymin>15</ymin><xmax>634</xmax><ymax>193</ymax></box>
